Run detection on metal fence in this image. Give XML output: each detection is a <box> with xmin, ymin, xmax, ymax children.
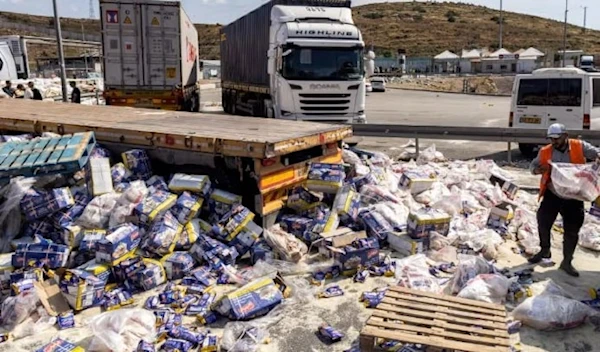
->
<box><xmin>0</xmin><ymin>21</ymin><xmax>101</xmax><ymax>42</ymax></box>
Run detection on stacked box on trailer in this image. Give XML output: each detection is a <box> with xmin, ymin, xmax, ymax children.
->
<box><xmin>221</xmin><ymin>0</ymin><xmax>367</xmax><ymax>123</ymax></box>
<box><xmin>100</xmin><ymin>0</ymin><xmax>200</xmax><ymax>111</ymax></box>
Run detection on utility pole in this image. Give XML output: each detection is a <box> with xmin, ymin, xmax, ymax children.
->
<box><xmin>52</xmin><ymin>0</ymin><xmax>68</xmax><ymax>102</ymax></box>
<box><xmin>81</xmin><ymin>23</ymin><xmax>89</xmax><ymax>74</ymax></box>
<box><xmin>582</xmin><ymin>6</ymin><xmax>588</xmax><ymax>32</ymax></box>
<box><xmin>499</xmin><ymin>0</ymin><xmax>503</xmax><ymax>49</ymax></box>
<box><xmin>562</xmin><ymin>0</ymin><xmax>568</xmax><ymax>67</ymax></box>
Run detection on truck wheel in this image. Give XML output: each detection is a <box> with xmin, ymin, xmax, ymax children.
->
<box><xmin>222</xmin><ymin>90</ymin><xmax>230</xmax><ymax>113</ymax></box>
<box><xmin>518</xmin><ymin>143</ymin><xmax>536</xmax><ymax>158</ymax></box>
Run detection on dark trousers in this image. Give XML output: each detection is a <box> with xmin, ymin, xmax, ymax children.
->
<box><xmin>536</xmin><ymin>190</ymin><xmax>585</xmax><ymax>263</ymax></box>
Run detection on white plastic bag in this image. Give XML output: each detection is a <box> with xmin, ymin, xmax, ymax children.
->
<box><xmin>417</xmin><ymin>144</ymin><xmax>445</xmax><ymax>165</ymax></box>
<box><xmin>370</xmin><ymin>202</ymin><xmax>409</xmax><ymax>230</ymax></box>
<box><xmin>414</xmin><ymin>182</ymin><xmax>450</xmax><ymax>205</ymax></box>
<box><xmin>432</xmin><ymin>192</ymin><xmax>463</xmax><ymax>216</ymax></box>
<box><xmin>88</xmin><ymin>309</ymin><xmax>156</xmax><ymax>352</ymax></box>
<box><xmin>12</xmin><ymin>306</ymin><xmax>57</xmax><ymax>339</ymax></box>
<box><xmin>263</xmin><ymin>225</ymin><xmax>308</xmax><ymax>263</ymax></box>
<box><xmin>513</xmin><ymin>294</ymin><xmax>593</xmax><ymax>331</ymax></box>
<box><xmin>457</xmin><ymin>274</ymin><xmax>512</xmax><ymax>304</ymax></box>
<box><xmin>78</xmin><ymin>193</ymin><xmax>120</xmax><ymax>229</ymax></box>
<box><xmin>457</xmin><ymin>229</ymin><xmax>503</xmax><ymax>260</ymax></box>
<box><xmin>448</xmin><ymin>254</ymin><xmax>491</xmax><ymax>294</ymax></box>
<box><xmin>109</xmin><ymin>181</ymin><xmax>148</xmax><ymax>228</ymax></box>
<box><xmin>0</xmin><ymin>177</ymin><xmax>36</xmax><ymax>253</ymax></box>
<box><xmin>579</xmin><ymin>223</ymin><xmax>600</xmax><ymax>251</ymax></box>
<box><xmin>395</xmin><ymin>254</ymin><xmax>441</xmax><ymax>293</ymax></box>
<box><xmin>0</xmin><ymin>290</ymin><xmax>40</xmax><ymax>331</ymax></box>
<box><xmin>550</xmin><ymin>162</ymin><xmax>600</xmax><ymax>202</ymax></box>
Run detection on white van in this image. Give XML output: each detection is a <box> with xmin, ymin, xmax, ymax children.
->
<box><xmin>0</xmin><ymin>42</ymin><xmax>18</xmax><ymax>81</ymax></box>
<box><xmin>510</xmin><ymin>67</ymin><xmax>600</xmax><ymax>156</ymax></box>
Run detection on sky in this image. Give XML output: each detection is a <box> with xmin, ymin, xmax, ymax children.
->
<box><xmin>0</xmin><ymin>0</ymin><xmax>598</xmax><ymax>30</ymax></box>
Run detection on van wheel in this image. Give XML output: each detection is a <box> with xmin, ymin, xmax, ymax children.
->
<box><xmin>518</xmin><ymin>143</ymin><xmax>536</xmax><ymax>158</ymax></box>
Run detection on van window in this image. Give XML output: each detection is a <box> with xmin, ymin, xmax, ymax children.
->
<box><xmin>593</xmin><ymin>78</ymin><xmax>600</xmax><ymax>106</ymax></box>
<box><xmin>517</xmin><ymin>78</ymin><xmax>582</xmax><ymax>106</ymax></box>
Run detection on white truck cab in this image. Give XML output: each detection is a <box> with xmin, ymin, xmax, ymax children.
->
<box><xmin>510</xmin><ymin>67</ymin><xmax>600</xmax><ymax>156</ymax></box>
<box><xmin>268</xmin><ymin>5</ymin><xmax>366</xmax><ymax>122</ymax></box>
<box><xmin>0</xmin><ymin>42</ymin><xmax>18</xmax><ymax>81</ymax></box>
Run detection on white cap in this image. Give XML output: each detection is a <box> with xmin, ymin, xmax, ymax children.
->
<box><xmin>547</xmin><ymin>123</ymin><xmax>567</xmax><ymax>138</ymax></box>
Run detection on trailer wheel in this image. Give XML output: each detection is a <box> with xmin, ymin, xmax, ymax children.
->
<box><xmin>222</xmin><ymin>90</ymin><xmax>230</xmax><ymax>113</ymax></box>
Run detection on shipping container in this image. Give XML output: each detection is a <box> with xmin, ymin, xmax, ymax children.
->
<box><xmin>220</xmin><ymin>0</ymin><xmax>351</xmax><ymax>90</ymax></box>
<box><xmin>100</xmin><ymin>0</ymin><xmax>199</xmax><ymax>90</ymax></box>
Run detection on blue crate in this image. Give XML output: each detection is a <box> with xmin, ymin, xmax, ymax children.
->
<box><xmin>0</xmin><ymin>132</ymin><xmax>96</xmax><ymax>181</ymax></box>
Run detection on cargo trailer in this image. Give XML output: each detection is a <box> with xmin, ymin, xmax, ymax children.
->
<box><xmin>221</xmin><ymin>0</ymin><xmax>367</xmax><ymax>123</ymax></box>
<box><xmin>100</xmin><ymin>0</ymin><xmax>200</xmax><ymax>111</ymax></box>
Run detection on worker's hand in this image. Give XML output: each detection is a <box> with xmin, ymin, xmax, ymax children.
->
<box><xmin>534</xmin><ymin>164</ymin><xmax>550</xmax><ymax>175</ymax></box>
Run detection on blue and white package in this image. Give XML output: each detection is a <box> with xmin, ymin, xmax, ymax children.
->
<box><xmin>79</xmin><ymin>229</ymin><xmax>107</xmax><ymax>254</ymax></box>
<box><xmin>190</xmin><ymin>233</ymin><xmax>238</xmax><ymax>269</ymax></box>
<box><xmin>20</xmin><ymin>187</ymin><xmax>75</xmax><ymax>221</ymax></box>
<box><xmin>171</xmin><ymin>192</ymin><xmax>203</xmax><ymax>225</ymax></box>
<box><xmin>229</xmin><ymin>221</ymin><xmax>262</xmax><ymax>257</ymax></box>
<box><xmin>176</xmin><ymin>221</ymin><xmax>201</xmax><ymax>251</ymax></box>
<box><xmin>34</xmin><ymin>338</ymin><xmax>84</xmax><ymax>352</ymax></box>
<box><xmin>161</xmin><ymin>252</ymin><xmax>196</xmax><ymax>280</ymax></box>
<box><xmin>57</xmin><ymin>310</ymin><xmax>75</xmax><ymax>330</ymax></box>
<box><xmin>23</xmin><ymin>219</ymin><xmax>56</xmax><ymax>239</ymax></box>
<box><xmin>142</xmin><ymin>211</ymin><xmax>182</xmax><ymax>256</ymax></box>
<box><xmin>407</xmin><ymin>208</ymin><xmax>451</xmax><ymax>239</ymax></box>
<box><xmin>111</xmin><ymin>163</ymin><xmax>131</xmax><ymax>184</ymax></box>
<box><xmin>146</xmin><ymin>175</ymin><xmax>169</xmax><ymax>193</ymax></box>
<box><xmin>95</xmin><ymin>223</ymin><xmax>141</xmax><ymax>265</ymax></box>
<box><xmin>133</xmin><ymin>190</ymin><xmax>177</xmax><ymax>226</ymax></box>
<box><xmin>279</xmin><ymin>215</ymin><xmax>316</xmax><ymax>243</ymax></box>
<box><xmin>287</xmin><ymin>187</ymin><xmax>321</xmax><ymax>212</ymax></box>
<box><xmin>135</xmin><ymin>258</ymin><xmax>167</xmax><ymax>292</ymax></box>
<box><xmin>211</xmin><ymin>204</ymin><xmax>255</xmax><ymax>242</ymax></box>
<box><xmin>51</xmin><ymin>193</ymin><xmax>91</xmax><ymax>228</ymax></box>
<box><xmin>208</xmin><ymin>189</ymin><xmax>242</xmax><ymax>222</ymax></box>
<box><xmin>60</xmin><ymin>269</ymin><xmax>105</xmax><ymax>311</ymax></box>
<box><xmin>250</xmin><ymin>239</ymin><xmax>276</xmax><ymax>265</ymax></box>
<box><xmin>360</xmin><ymin>210</ymin><xmax>394</xmax><ymax>241</ymax></box>
<box><xmin>333</xmin><ymin>185</ymin><xmax>361</xmax><ymax>224</ymax></box>
<box><xmin>306</xmin><ymin>163</ymin><xmax>346</xmax><ymax>194</ymax></box>
<box><xmin>162</xmin><ymin>338</ymin><xmax>193</xmax><ymax>352</ymax></box>
<box><xmin>136</xmin><ymin>341</ymin><xmax>156</xmax><ymax>352</ymax></box>
<box><xmin>214</xmin><ymin>277</ymin><xmax>283</xmax><ymax>320</ymax></box>
<box><xmin>122</xmin><ymin>149</ymin><xmax>153</xmax><ymax>181</ymax></box>
<box><xmin>12</xmin><ymin>243</ymin><xmax>70</xmax><ymax>269</ymax></box>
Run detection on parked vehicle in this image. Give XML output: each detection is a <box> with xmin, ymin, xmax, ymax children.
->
<box><xmin>370</xmin><ymin>77</ymin><xmax>386</xmax><ymax>92</ymax></box>
<box><xmin>0</xmin><ymin>36</ymin><xmax>28</xmax><ymax>79</ymax></box>
<box><xmin>220</xmin><ymin>0</ymin><xmax>367</xmax><ymax>123</ymax></box>
<box><xmin>100</xmin><ymin>0</ymin><xmax>200</xmax><ymax>111</ymax></box>
<box><xmin>0</xmin><ymin>42</ymin><xmax>18</xmax><ymax>81</ymax></box>
<box><xmin>509</xmin><ymin>67</ymin><xmax>600</xmax><ymax>156</ymax></box>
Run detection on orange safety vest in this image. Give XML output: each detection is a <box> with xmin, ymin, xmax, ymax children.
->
<box><xmin>539</xmin><ymin>139</ymin><xmax>586</xmax><ymax>198</ymax></box>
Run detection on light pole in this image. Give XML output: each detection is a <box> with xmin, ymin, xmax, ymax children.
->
<box><xmin>582</xmin><ymin>6</ymin><xmax>588</xmax><ymax>32</ymax></box>
<box><xmin>52</xmin><ymin>0</ymin><xmax>68</xmax><ymax>102</ymax></box>
<box><xmin>562</xmin><ymin>0</ymin><xmax>568</xmax><ymax>67</ymax></box>
<box><xmin>499</xmin><ymin>0</ymin><xmax>503</xmax><ymax>49</ymax></box>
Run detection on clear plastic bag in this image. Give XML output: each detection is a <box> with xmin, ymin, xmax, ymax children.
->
<box><xmin>432</xmin><ymin>192</ymin><xmax>463</xmax><ymax>216</ymax></box>
<box><xmin>416</xmin><ymin>144</ymin><xmax>446</xmax><ymax>165</ymax></box>
<box><xmin>0</xmin><ymin>290</ymin><xmax>40</xmax><ymax>331</ymax></box>
<box><xmin>457</xmin><ymin>229</ymin><xmax>503</xmax><ymax>260</ymax></box>
<box><xmin>414</xmin><ymin>182</ymin><xmax>450</xmax><ymax>205</ymax></box>
<box><xmin>370</xmin><ymin>201</ymin><xmax>409</xmax><ymax>230</ymax></box>
<box><xmin>448</xmin><ymin>254</ymin><xmax>491</xmax><ymax>294</ymax></box>
<box><xmin>88</xmin><ymin>308</ymin><xmax>156</xmax><ymax>352</ymax></box>
<box><xmin>550</xmin><ymin>162</ymin><xmax>600</xmax><ymax>202</ymax></box>
<box><xmin>0</xmin><ymin>177</ymin><xmax>36</xmax><ymax>253</ymax></box>
<box><xmin>11</xmin><ymin>306</ymin><xmax>57</xmax><ymax>339</ymax></box>
<box><xmin>221</xmin><ymin>322</ymin><xmax>270</xmax><ymax>352</ymax></box>
<box><xmin>513</xmin><ymin>294</ymin><xmax>594</xmax><ymax>331</ymax></box>
<box><xmin>457</xmin><ymin>274</ymin><xmax>513</xmax><ymax>304</ymax></box>
<box><xmin>263</xmin><ymin>225</ymin><xmax>308</xmax><ymax>263</ymax></box>
<box><xmin>395</xmin><ymin>254</ymin><xmax>441</xmax><ymax>293</ymax></box>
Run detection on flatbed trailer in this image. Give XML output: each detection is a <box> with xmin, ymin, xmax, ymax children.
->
<box><xmin>0</xmin><ymin>100</ymin><xmax>352</xmax><ymax>225</ymax></box>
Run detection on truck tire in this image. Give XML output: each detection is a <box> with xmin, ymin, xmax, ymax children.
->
<box><xmin>518</xmin><ymin>143</ymin><xmax>536</xmax><ymax>158</ymax></box>
<box><xmin>222</xmin><ymin>90</ymin><xmax>230</xmax><ymax>114</ymax></box>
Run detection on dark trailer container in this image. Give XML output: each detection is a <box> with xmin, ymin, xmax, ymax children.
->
<box><xmin>220</xmin><ymin>0</ymin><xmax>352</xmax><ymax>94</ymax></box>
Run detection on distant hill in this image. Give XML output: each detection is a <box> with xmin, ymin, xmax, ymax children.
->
<box><xmin>2</xmin><ymin>1</ymin><xmax>600</xmax><ymax>62</ymax></box>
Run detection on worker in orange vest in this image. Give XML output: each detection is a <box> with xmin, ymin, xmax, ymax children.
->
<box><xmin>529</xmin><ymin>123</ymin><xmax>600</xmax><ymax>277</ymax></box>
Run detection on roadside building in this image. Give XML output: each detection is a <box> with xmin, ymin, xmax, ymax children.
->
<box><xmin>433</xmin><ymin>50</ymin><xmax>460</xmax><ymax>73</ymax></box>
<box><xmin>200</xmin><ymin>60</ymin><xmax>220</xmax><ymax>79</ymax></box>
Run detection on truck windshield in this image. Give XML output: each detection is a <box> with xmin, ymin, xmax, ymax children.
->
<box><xmin>281</xmin><ymin>46</ymin><xmax>364</xmax><ymax>81</ymax></box>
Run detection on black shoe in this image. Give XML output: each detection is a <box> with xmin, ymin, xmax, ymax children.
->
<box><xmin>528</xmin><ymin>251</ymin><xmax>551</xmax><ymax>264</ymax></box>
<box><xmin>559</xmin><ymin>262</ymin><xmax>580</xmax><ymax>277</ymax></box>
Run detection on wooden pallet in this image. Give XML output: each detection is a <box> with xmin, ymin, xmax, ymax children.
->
<box><xmin>0</xmin><ymin>132</ymin><xmax>96</xmax><ymax>180</ymax></box>
<box><xmin>360</xmin><ymin>286</ymin><xmax>511</xmax><ymax>352</ymax></box>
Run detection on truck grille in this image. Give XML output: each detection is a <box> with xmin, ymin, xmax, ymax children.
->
<box><xmin>298</xmin><ymin>93</ymin><xmax>352</xmax><ymax>115</ymax></box>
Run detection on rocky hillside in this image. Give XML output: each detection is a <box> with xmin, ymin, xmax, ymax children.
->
<box><xmin>2</xmin><ymin>1</ymin><xmax>600</xmax><ymax>60</ymax></box>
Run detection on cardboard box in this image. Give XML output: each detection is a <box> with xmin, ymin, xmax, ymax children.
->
<box><xmin>60</xmin><ymin>269</ymin><xmax>105</xmax><ymax>311</ymax></box>
<box><xmin>161</xmin><ymin>252</ymin><xmax>196</xmax><ymax>280</ymax></box>
<box><xmin>214</xmin><ymin>277</ymin><xmax>283</xmax><ymax>320</ymax></box>
<box><xmin>208</xmin><ymin>189</ymin><xmax>243</xmax><ymax>221</ymax></box>
<box><xmin>306</xmin><ymin>163</ymin><xmax>346</xmax><ymax>194</ymax></box>
<box><xmin>211</xmin><ymin>204</ymin><xmax>255</xmax><ymax>242</ymax></box>
<box><xmin>490</xmin><ymin>173</ymin><xmax>519</xmax><ymax>200</ymax></box>
<box><xmin>319</xmin><ymin>229</ymin><xmax>380</xmax><ymax>275</ymax></box>
<box><xmin>20</xmin><ymin>187</ymin><xmax>75</xmax><ymax>222</ymax></box>
<box><xmin>142</xmin><ymin>211</ymin><xmax>182</xmax><ymax>256</ymax></box>
<box><xmin>96</xmin><ymin>223</ymin><xmax>141</xmax><ymax>265</ymax></box>
<box><xmin>388</xmin><ymin>232</ymin><xmax>429</xmax><ymax>256</ymax></box>
<box><xmin>133</xmin><ymin>191</ymin><xmax>178</xmax><ymax>225</ymax></box>
<box><xmin>399</xmin><ymin>171</ymin><xmax>436</xmax><ymax>195</ymax></box>
<box><xmin>333</xmin><ymin>185</ymin><xmax>361</xmax><ymax>224</ymax></box>
<box><xmin>360</xmin><ymin>210</ymin><xmax>393</xmax><ymax>241</ymax></box>
<box><xmin>122</xmin><ymin>149</ymin><xmax>153</xmax><ymax>181</ymax></box>
<box><xmin>87</xmin><ymin>157</ymin><xmax>114</xmax><ymax>196</ymax></box>
<box><xmin>279</xmin><ymin>215</ymin><xmax>316</xmax><ymax>243</ymax></box>
<box><xmin>286</xmin><ymin>187</ymin><xmax>321</xmax><ymax>212</ymax></box>
<box><xmin>12</xmin><ymin>243</ymin><xmax>70</xmax><ymax>269</ymax></box>
<box><xmin>487</xmin><ymin>202</ymin><xmax>515</xmax><ymax>234</ymax></box>
<box><xmin>171</xmin><ymin>192</ymin><xmax>203</xmax><ymax>225</ymax></box>
<box><xmin>229</xmin><ymin>221</ymin><xmax>262</xmax><ymax>257</ymax></box>
<box><xmin>407</xmin><ymin>208</ymin><xmax>451</xmax><ymax>239</ymax></box>
<box><xmin>168</xmin><ymin>173</ymin><xmax>212</xmax><ymax>196</ymax></box>
<box><xmin>35</xmin><ymin>338</ymin><xmax>85</xmax><ymax>352</ymax></box>
<box><xmin>34</xmin><ymin>279</ymin><xmax>71</xmax><ymax>317</ymax></box>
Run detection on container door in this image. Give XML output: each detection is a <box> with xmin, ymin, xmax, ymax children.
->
<box><xmin>141</xmin><ymin>3</ymin><xmax>181</xmax><ymax>88</ymax></box>
<box><xmin>101</xmin><ymin>2</ymin><xmax>143</xmax><ymax>87</ymax></box>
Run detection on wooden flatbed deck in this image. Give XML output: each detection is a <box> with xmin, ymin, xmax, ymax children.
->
<box><xmin>0</xmin><ymin>100</ymin><xmax>352</xmax><ymax>159</ymax></box>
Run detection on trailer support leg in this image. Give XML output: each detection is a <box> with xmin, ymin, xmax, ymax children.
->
<box><xmin>507</xmin><ymin>142</ymin><xmax>512</xmax><ymax>164</ymax></box>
